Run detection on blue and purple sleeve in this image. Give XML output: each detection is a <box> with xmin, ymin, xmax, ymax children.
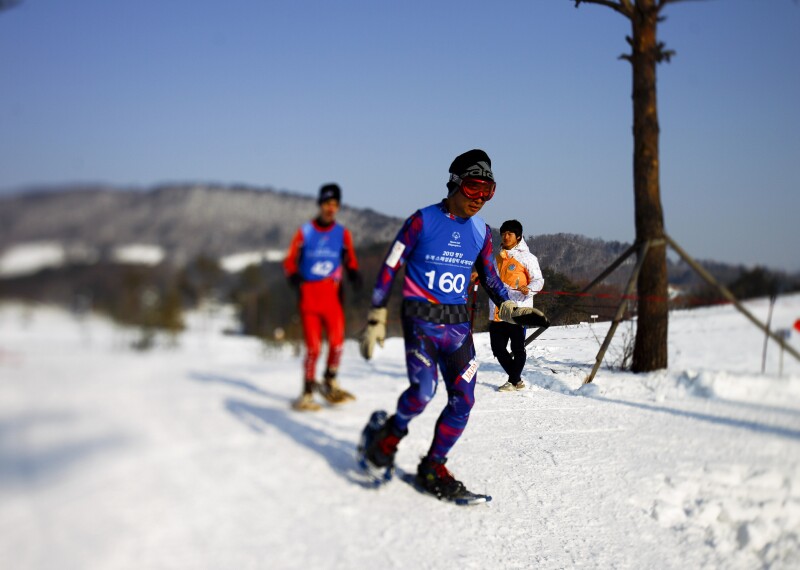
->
<box><xmin>370</xmin><ymin>210</ymin><xmax>423</xmax><ymax>308</ymax></box>
<box><xmin>475</xmin><ymin>223</ymin><xmax>510</xmax><ymax>308</ymax></box>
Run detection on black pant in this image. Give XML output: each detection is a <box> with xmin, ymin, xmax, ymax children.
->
<box><xmin>489</xmin><ymin>321</ymin><xmax>526</xmax><ymax>384</ymax></box>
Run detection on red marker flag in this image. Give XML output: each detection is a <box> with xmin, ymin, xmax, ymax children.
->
<box><xmin>794</xmin><ymin>319</ymin><xmax>800</xmax><ymax>333</ymax></box>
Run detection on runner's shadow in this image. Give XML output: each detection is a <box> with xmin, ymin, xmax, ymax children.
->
<box><xmin>188</xmin><ymin>371</ymin><xmax>271</xmax><ymax>398</ymax></box>
<box><xmin>224</xmin><ymin>398</ymin><xmax>372</xmax><ymax>487</ymax></box>
<box><xmin>189</xmin><ymin>370</ymin><xmax>380</xmax><ymax>487</ymax></box>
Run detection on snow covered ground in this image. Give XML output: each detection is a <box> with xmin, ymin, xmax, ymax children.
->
<box><xmin>1</xmin><ymin>295</ymin><xmax>799</xmax><ymax>569</ymax></box>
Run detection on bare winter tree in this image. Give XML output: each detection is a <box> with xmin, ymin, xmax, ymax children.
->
<box><xmin>574</xmin><ymin>0</ymin><xmax>699</xmax><ymax>372</ymax></box>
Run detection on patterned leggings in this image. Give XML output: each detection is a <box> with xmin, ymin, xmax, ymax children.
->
<box><xmin>392</xmin><ymin>317</ymin><xmax>477</xmax><ymax>461</ymax></box>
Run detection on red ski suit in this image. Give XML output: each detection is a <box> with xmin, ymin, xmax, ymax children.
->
<box><xmin>283</xmin><ymin>219</ymin><xmax>359</xmax><ymax>380</ymax></box>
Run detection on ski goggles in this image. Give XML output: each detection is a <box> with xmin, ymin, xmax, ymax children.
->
<box><xmin>450</xmin><ymin>174</ymin><xmax>496</xmax><ymax>201</ymax></box>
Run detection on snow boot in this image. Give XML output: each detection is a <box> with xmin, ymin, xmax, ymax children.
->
<box><xmin>364</xmin><ymin>414</ymin><xmax>407</xmax><ymax>469</ymax></box>
<box><xmin>416</xmin><ymin>456</ymin><xmax>466</xmax><ymax>499</ymax></box>
<box><xmin>515</xmin><ymin>379</ymin><xmax>526</xmax><ymax>391</ymax></box>
<box><xmin>318</xmin><ymin>370</ymin><xmax>355</xmax><ymax>404</ymax></box>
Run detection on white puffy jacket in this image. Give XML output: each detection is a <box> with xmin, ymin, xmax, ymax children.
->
<box><xmin>488</xmin><ymin>237</ymin><xmax>544</xmax><ymax>322</ymax></box>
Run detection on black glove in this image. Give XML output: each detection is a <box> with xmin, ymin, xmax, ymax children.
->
<box><xmin>347</xmin><ymin>268</ymin><xmax>364</xmax><ymax>292</ymax></box>
<box><xmin>287</xmin><ymin>273</ymin><xmax>302</xmax><ymax>289</ymax></box>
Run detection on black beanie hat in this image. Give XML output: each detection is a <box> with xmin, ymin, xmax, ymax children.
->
<box><xmin>500</xmin><ymin>219</ymin><xmax>523</xmax><ymax>239</ymax></box>
<box><xmin>449</xmin><ymin>149</ymin><xmax>493</xmax><ymax>181</ymax></box>
<box><xmin>447</xmin><ymin>149</ymin><xmax>493</xmax><ymax>196</ymax></box>
<box><xmin>318</xmin><ymin>183</ymin><xmax>341</xmax><ymax>204</ymax></box>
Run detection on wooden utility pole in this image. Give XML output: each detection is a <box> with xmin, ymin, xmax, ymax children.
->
<box><xmin>574</xmin><ymin>0</ymin><xmax>695</xmax><ymax>371</ymax></box>
<box><xmin>629</xmin><ymin>1</ymin><xmax>668</xmax><ymax>371</ymax></box>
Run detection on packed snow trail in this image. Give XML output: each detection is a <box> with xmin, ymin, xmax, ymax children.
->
<box><xmin>1</xmin><ymin>295</ymin><xmax>799</xmax><ymax>569</ymax></box>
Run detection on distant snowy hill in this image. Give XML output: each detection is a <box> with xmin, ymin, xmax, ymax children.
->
<box><xmin>1</xmin><ymin>295</ymin><xmax>799</xmax><ymax>569</ymax></box>
<box><xmin>0</xmin><ymin>184</ymin><xmax>403</xmax><ymax>265</ymax></box>
<box><xmin>0</xmin><ymin>185</ymin><xmax>770</xmax><ymax>287</ymax></box>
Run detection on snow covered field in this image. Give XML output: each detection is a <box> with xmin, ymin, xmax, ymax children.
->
<box><xmin>1</xmin><ymin>295</ymin><xmax>799</xmax><ymax>569</ymax></box>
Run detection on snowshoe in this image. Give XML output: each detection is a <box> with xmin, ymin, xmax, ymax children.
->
<box><xmin>356</xmin><ymin>410</ymin><xmax>405</xmax><ymax>487</ymax></box>
<box><xmin>318</xmin><ymin>379</ymin><xmax>355</xmax><ymax>404</ymax></box>
<box><xmin>291</xmin><ymin>392</ymin><xmax>321</xmax><ymax>412</ymax></box>
<box><xmin>409</xmin><ymin>456</ymin><xmax>492</xmax><ymax>506</ymax></box>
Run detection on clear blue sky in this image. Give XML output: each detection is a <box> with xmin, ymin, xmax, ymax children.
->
<box><xmin>1</xmin><ymin>0</ymin><xmax>798</xmax><ymax>270</ymax></box>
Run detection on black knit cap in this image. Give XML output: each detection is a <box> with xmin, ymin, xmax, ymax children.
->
<box><xmin>318</xmin><ymin>183</ymin><xmax>341</xmax><ymax>204</ymax></box>
<box><xmin>500</xmin><ymin>219</ymin><xmax>523</xmax><ymax>239</ymax></box>
<box><xmin>448</xmin><ymin>149</ymin><xmax>493</xmax><ymax>181</ymax></box>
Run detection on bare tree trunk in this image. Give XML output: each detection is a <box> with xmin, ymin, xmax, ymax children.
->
<box><xmin>630</xmin><ymin>1</ymin><xmax>668</xmax><ymax>371</ymax></box>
